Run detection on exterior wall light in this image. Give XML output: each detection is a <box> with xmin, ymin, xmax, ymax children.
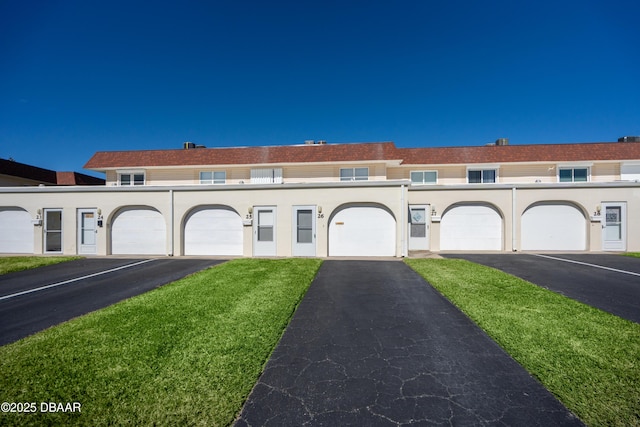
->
<box><xmin>32</xmin><ymin>209</ymin><xmax>42</xmax><ymax>226</ymax></box>
<box><xmin>243</xmin><ymin>206</ymin><xmax>254</xmax><ymax>226</ymax></box>
<box><xmin>97</xmin><ymin>209</ymin><xmax>104</xmax><ymax>227</ymax></box>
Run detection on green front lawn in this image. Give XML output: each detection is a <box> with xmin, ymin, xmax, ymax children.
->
<box><xmin>406</xmin><ymin>258</ymin><xmax>640</xmax><ymax>427</ymax></box>
<box><xmin>0</xmin><ymin>258</ymin><xmax>322</xmax><ymax>426</ymax></box>
<box><xmin>0</xmin><ymin>256</ymin><xmax>81</xmax><ymax>275</ymax></box>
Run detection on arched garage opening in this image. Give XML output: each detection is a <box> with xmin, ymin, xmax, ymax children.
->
<box><xmin>111</xmin><ymin>206</ymin><xmax>166</xmax><ymax>255</ymax></box>
<box><xmin>440</xmin><ymin>203</ymin><xmax>503</xmax><ymax>250</ymax></box>
<box><xmin>183</xmin><ymin>205</ymin><xmax>243</xmax><ymax>256</ymax></box>
<box><xmin>521</xmin><ymin>202</ymin><xmax>587</xmax><ymax>251</ymax></box>
<box><xmin>0</xmin><ymin>207</ymin><xmax>34</xmax><ymax>253</ymax></box>
<box><xmin>328</xmin><ymin>203</ymin><xmax>396</xmax><ymax>257</ymax></box>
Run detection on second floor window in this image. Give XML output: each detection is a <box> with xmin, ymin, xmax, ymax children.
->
<box><xmin>340</xmin><ymin>167</ymin><xmax>368</xmax><ymax>181</ymax></box>
<box><xmin>410</xmin><ymin>171</ymin><xmax>437</xmax><ymax>185</ymax></box>
<box><xmin>468</xmin><ymin>169</ymin><xmax>496</xmax><ymax>183</ymax></box>
<box><xmin>200</xmin><ymin>171</ymin><xmax>226</xmax><ymax>184</ymax></box>
<box><xmin>559</xmin><ymin>167</ymin><xmax>588</xmax><ymax>182</ymax></box>
<box><xmin>119</xmin><ymin>172</ymin><xmax>145</xmax><ymax>186</ymax></box>
<box><xmin>251</xmin><ymin>168</ymin><xmax>283</xmax><ymax>184</ymax></box>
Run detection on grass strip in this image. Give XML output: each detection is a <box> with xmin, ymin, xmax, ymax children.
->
<box><xmin>0</xmin><ymin>256</ymin><xmax>81</xmax><ymax>275</ymax></box>
<box><xmin>623</xmin><ymin>252</ymin><xmax>640</xmax><ymax>258</ymax></box>
<box><xmin>405</xmin><ymin>258</ymin><xmax>640</xmax><ymax>427</ymax></box>
<box><xmin>0</xmin><ymin>258</ymin><xmax>322</xmax><ymax>426</ymax></box>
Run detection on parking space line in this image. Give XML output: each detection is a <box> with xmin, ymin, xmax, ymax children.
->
<box><xmin>0</xmin><ymin>259</ymin><xmax>156</xmax><ymax>302</ymax></box>
<box><xmin>533</xmin><ymin>254</ymin><xmax>640</xmax><ymax>277</ymax></box>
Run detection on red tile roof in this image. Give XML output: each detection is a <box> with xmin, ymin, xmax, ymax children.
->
<box><xmin>84</xmin><ymin>142</ymin><xmax>400</xmax><ymax>169</ymax></box>
<box><xmin>397</xmin><ymin>142</ymin><xmax>640</xmax><ymax>164</ymax></box>
<box><xmin>83</xmin><ymin>141</ymin><xmax>640</xmax><ymax>170</ymax></box>
<box><xmin>55</xmin><ymin>171</ymin><xmax>105</xmax><ymax>186</ymax></box>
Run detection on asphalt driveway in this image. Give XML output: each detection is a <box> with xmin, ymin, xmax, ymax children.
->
<box><xmin>444</xmin><ymin>253</ymin><xmax>640</xmax><ymax>323</ymax></box>
<box><xmin>0</xmin><ymin>257</ymin><xmax>224</xmax><ymax>346</ymax></box>
<box><xmin>235</xmin><ymin>260</ymin><xmax>582</xmax><ymax>426</ymax></box>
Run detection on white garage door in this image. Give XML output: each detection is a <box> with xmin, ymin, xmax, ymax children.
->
<box><xmin>441</xmin><ymin>204</ymin><xmax>502</xmax><ymax>250</ymax></box>
<box><xmin>521</xmin><ymin>203</ymin><xmax>586</xmax><ymax>250</ymax></box>
<box><xmin>112</xmin><ymin>208</ymin><xmax>166</xmax><ymax>255</ymax></box>
<box><xmin>0</xmin><ymin>208</ymin><xmax>34</xmax><ymax>253</ymax></box>
<box><xmin>329</xmin><ymin>206</ymin><xmax>396</xmax><ymax>256</ymax></box>
<box><xmin>184</xmin><ymin>207</ymin><xmax>243</xmax><ymax>255</ymax></box>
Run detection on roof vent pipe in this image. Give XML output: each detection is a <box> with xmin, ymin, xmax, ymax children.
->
<box><xmin>618</xmin><ymin>136</ymin><xmax>640</xmax><ymax>143</ymax></box>
<box><xmin>184</xmin><ymin>142</ymin><xmax>196</xmax><ymax>149</ymax></box>
<box><xmin>495</xmin><ymin>138</ymin><xmax>509</xmax><ymax>146</ymax></box>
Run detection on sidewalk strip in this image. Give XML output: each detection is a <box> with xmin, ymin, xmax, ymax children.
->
<box><xmin>533</xmin><ymin>254</ymin><xmax>640</xmax><ymax>277</ymax></box>
<box><xmin>0</xmin><ymin>259</ymin><xmax>156</xmax><ymax>302</ymax></box>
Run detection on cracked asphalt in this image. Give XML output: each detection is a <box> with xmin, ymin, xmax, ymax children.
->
<box><xmin>234</xmin><ymin>260</ymin><xmax>583</xmax><ymax>426</ymax></box>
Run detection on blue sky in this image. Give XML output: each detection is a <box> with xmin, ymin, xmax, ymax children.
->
<box><xmin>1</xmin><ymin>1</ymin><xmax>639</xmax><ymax>176</ymax></box>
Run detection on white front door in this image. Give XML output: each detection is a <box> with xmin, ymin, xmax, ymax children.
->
<box><xmin>253</xmin><ymin>206</ymin><xmax>277</xmax><ymax>256</ymax></box>
<box><xmin>408</xmin><ymin>205</ymin><xmax>429</xmax><ymax>250</ymax></box>
<box><xmin>77</xmin><ymin>209</ymin><xmax>98</xmax><ymax>254</ymax></box>
<box><xmin>292</xmin><ymin>206</ymin><xmax>316</xmax><ymax>256</ymax></box>
<box><xmin>602</xmin><ymin>202</ymin><xmax>626</xmax><ymax>251</ymax></box>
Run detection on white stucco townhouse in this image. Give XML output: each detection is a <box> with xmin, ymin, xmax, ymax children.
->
<box><xmin>1</xmin><ymin>138</ymin><xmax>639</xmax><ymax>257</ymax></box>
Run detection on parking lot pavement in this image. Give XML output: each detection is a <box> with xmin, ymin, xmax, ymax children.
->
<box><xmin>0</xmin><ymin>258</ymin><xmax>224</xmax><ymax>346</ymax></box>
<box><xmin>444</xmin><ymin>253</ymin><xmax>640</xmax><ymax>323</ymax></box>
<box><xmin>235</xmin><ymin>260</ymin><xmax>583</xmax><ymax>426</ymax></box>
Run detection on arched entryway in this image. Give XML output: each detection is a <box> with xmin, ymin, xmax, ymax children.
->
<box><xmin>111</xmin><ymin>207</ymin><xmax>166</xmax><ymax>255</ymax></box>
<box><xmin>440</xmin><ymin>203</ymin><xmax>503</xmax><ymax>250</ymax></box>
<box><xmin>183</xmin><ymin>206</ymin><xmax>243</xmax><ymax>256</ymax></box>
<box><xmin>328</xmin><ymin>203</ymin><xmax>396</xmax><ymax>256</ymax></box>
